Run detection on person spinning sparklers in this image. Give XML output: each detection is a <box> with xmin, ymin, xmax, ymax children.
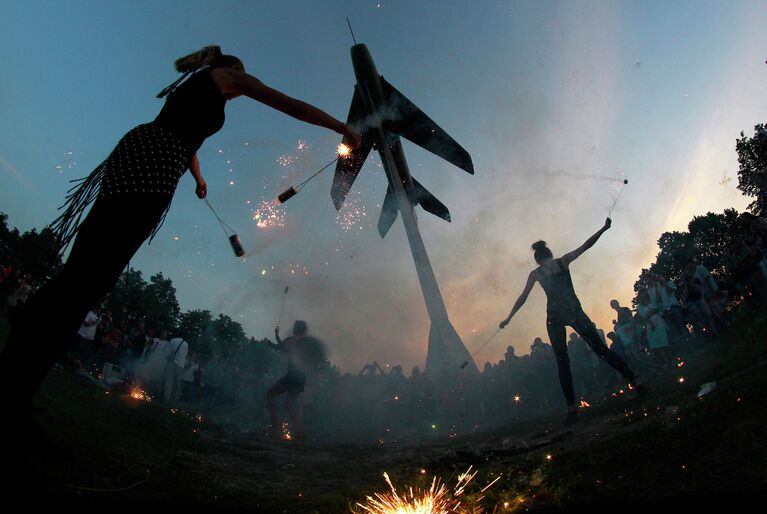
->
<box><xmin>267</xmin><ymin>320</ymin><xmax>326</xmax><ymax>440</ymax></box>
<box><xmin>498</xmin><ymin>218</ymin><xmax>646</xmax><ymax>424</ymax></box>
<box><xmin>0</xmin><ymin>45</ymin><xmax>361</xmax><ymax>433</ymax></box>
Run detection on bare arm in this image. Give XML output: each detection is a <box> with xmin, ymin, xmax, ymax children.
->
<box><xmin>189</xmin><ymin>153</ymin><xmax>207</xmax><ymax>199</ymax></box>
<box><xmin>500</xmin><ymin>271</ymin><xmax>538</xmax><ymax>328</ymax></box>
<box><xmin>212</xmin><ymin>68</ymin><xmax>362</xmax><ymax>148</ymax></box>
<box><xmin>561</xmin><ymin>218</ymin><xmax>612</xmax><ymax>266</ymax></box>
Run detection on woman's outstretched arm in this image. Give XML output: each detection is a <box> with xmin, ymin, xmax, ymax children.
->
<box><xmin>561</xmin><ymin>217</ymin><xmax>612</xmax><ymax>266</ymax></box>
<box><xmin>500</xmin><ymin>271</ymin><xmax>538</xmax><ymax>328</ymax></box>
<box><xmin>212</xmin><ymin>68</ymin><xmax>362</xmax><ymax>148</ymax></box>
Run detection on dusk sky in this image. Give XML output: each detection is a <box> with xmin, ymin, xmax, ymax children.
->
<box><xmin>1</xmin><ymin>0</ymin><xmax>764</xmax><ymax>373</ymax></box>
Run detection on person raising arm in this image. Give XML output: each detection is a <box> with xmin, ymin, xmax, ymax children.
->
<box><xmin>497</xmin><ymin>218</ymin><xmax>644</xmax><ymax>424</ymax></box>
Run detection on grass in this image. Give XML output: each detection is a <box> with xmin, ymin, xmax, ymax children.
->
<box><xmin>2</xmin><ymin>305</ymin><xmax>766</xmax><ymax>513</ymax></box>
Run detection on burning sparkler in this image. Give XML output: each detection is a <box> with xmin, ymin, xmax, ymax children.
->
<box><xmin>277</xmin><ymin>145</ymin><xmax>354</xmax><ymax>204</ymax></box>
<box><xmin>281</xmin><ymin>421</ymin><xmax>293</xmax><ymax>441</ymax></box>
<box><xmin>355</xmin><ymin>467</ymin><xmax>493</xmax><ymax>514</ymax></box>
<box><xmin>129</xmin><ymin>387</ymin><xmax>152</xmax><ymax>402</ymax></box>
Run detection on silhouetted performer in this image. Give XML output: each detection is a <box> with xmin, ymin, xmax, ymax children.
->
<box><xmin>0</xmin><ymin>45</ymin><xmax>361</xmax><ymax>430</ymax></box>
<box><xmin>267</xmin><ymin>320</ymin><xmax>325</xmax><ymax>440</ymax></box>
<box><xmin>499</xmin><ymin>218</ymin><xmax>645</xmax><ymax>423</ymax></box>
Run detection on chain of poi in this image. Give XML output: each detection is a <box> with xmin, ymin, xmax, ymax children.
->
<box><xmin>203</xmin><ymin>198</ymin><xmax>236</xmax><ymax>236</ymax></box>
<box><xmin>460</xmin><ymin>328</ymin><xmax>502</xmax><ymax>369</ymax></box>
<box><xmin>294</xmin><ymin>157</ymin><xmax>339</xmax><ymax>193</ymax></box>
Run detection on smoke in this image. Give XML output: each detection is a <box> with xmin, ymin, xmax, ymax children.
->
<box><xmin>347</xmin><ymin>92</ymin><xmax>409</xmax><ymax>134</ymax></box>
<box><xmin>539</xmin><ymin>169</ymin><xmax>626</xmax><ymax>183</ymax></box>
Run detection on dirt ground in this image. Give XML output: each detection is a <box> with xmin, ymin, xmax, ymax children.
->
<box><xmin>2</xmin><ymin>311</ymin><xmax>766</xmax><ymax>513</ymax></box>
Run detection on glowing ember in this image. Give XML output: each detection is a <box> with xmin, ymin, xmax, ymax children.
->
<box><xmin>252</xmin><ymin>199</ymin><xmax>286</xmax><ymax>229</ymax></box>
<box><xmin>277</xmin><ymin>153</ymin><xmax>295</xmax><ymax>168</ymax></box>
<box><xmin>579</xmin><ymin>399</ymin><xmax>591</xmax><ymax>408</ymax></box>
<box><xmin>355</xmin><ymin>467</ymin><xmax>487</xmax><ymax>514</ymax></box>
<box><xmin>337</xmin><ymin>143</ymin><xmax>352</xmax><ymax>157</ymax></box>
<box><xmin>281</xmin><ymin>421</ymin><xmax>292</xmax><ymax>441</ymax></box>
<box><xmin>336</xmin><ymin>191</ymin><xmax>367</xmax><ymax>231</ymax></box>
<box><xmin>129</xmin><ymin>387</ymin><xmax>151</xmax><ymax>402</ymax></box>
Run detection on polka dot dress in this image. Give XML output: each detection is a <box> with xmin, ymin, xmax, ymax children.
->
<box><xmin>50</xmin><ymin>122</ymin><xmax>192</xmax><ymax>255</ymax></box>
<box><xmin>99</xmin><ymin>123</ymin><xmax>191</xmax><ymax>197</ymax></box>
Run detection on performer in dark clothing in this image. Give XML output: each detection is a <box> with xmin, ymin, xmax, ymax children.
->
<box><xmin>267</xmin><ymin>320</ymin><xmax>325</xmax><ymax>440</ymax></box>
<box><xmin>0</xmin><ymin>45</ymin><xmax>361</xmax><ymax>425</ymax></box>
<box><xmin>499</xmin><ymin>218</ymin><xmax>645</xmax><ymax>423</ymax></box>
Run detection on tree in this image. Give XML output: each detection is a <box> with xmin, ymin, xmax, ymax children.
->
<box><xmin>176</xmin><ymin>310</ymin><xmax>252</xmax><ymax>361</ymax></box>
<box><xmin>0</xmin><ymin>212</ymin><xmax>15</xmax><ymax>258</ymax></box>
<box><xmin>105</xmin><ymin>269</ymin><xmax>180</xmax><ymax>331</ymax></box>
<box><xmin>0</xmin><ymin>212</ymin><xmax>62</xmax><ymax>282</ymax></box>
<box><xmin>140</xmin><ymin>272</ymin><xmax>180</xmax><ymax>331</ymax></box>
<box><xmin>687</xmin><ymin>209</ymin><xmax>741</xmax><ymax>280</ymax></box>
<box><xmin>236</xmin><ymin>336</ymin><xmax>285</xmax><ymax>376</ymax></box>
<box><xmin>736</xmin><ymin>123</ymin><xmax>767</xmax><ymax>215</ymax></box>
<box><xmin>634</xmin><ymin>209</ymin><xmax>747</xmax><ymax>300</ymax></box>
<box><xmin>105</xmin><ymin>268</ymin><xmax>148</xmax><ymax>325</ymax></box>
<box><xmin>177</xmin><ymin>309</ymin><xmax>214</xmax><ymax>357</ymax></box>
<box><xmin>209</xmin><ymin>313</ymin><xmax>248</xmax><ymax>358</ymax></box>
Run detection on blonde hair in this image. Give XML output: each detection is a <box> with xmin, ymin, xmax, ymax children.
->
<box><xmin>174</xmin><ymin>45</ymin><xmax>244</xmax><ymax>73</ymax></box>
<box><xmin>175</xmin><ymin>46</ymin><xmax>222</xmax><ymax>72</ymax></box>
<box><xmin>157</xmin><ymin>46</ymin><xmax>243</xmax><ymax>98</ymax></box>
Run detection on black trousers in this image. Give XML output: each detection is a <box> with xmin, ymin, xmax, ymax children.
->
<box><xmin>546</xmin><ymin>309</ymin><xmax>637</xmax><ymax>407</ymax></box>
<box><xmin>0</xmin><ymin>193</ymin><xmax>171</xmax><ymax>409</ymax></box>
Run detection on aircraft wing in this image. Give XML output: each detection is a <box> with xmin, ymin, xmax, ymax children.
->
<box><xmin>331</xmin><ymin>86</ymin><xmax>374</xmax><ymax>210</ymax></box>
<box><xmin>380</xmin><ymin>77</ymin><xmax>474</xmax><ymax>175</ymax></box>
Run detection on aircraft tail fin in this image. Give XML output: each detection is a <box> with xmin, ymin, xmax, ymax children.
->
<box><xmin>412</xmin><ymin>178</ymin><xmax>451</xmax><ymax>222</ymax></box>
<box><xmin>377</xmin><ymin>185</ymin><xmax>398</xmax><ymax>238</ymax></box>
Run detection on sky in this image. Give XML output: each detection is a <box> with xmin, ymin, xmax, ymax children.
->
<box><xmin>1</xmin><ymin>1</ymin><xmax>765</xmax><ymax>373</ymax></box>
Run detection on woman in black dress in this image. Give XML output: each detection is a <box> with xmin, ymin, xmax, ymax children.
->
<box><xmin>499</xmin><ymin>218</ymin><xmax>645</xmax><ymax>423</ymax></box>
<box><xmin>0</xmin><ymin>46</ymin><xmax>361</xmax><ymax>421</ymax></box>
